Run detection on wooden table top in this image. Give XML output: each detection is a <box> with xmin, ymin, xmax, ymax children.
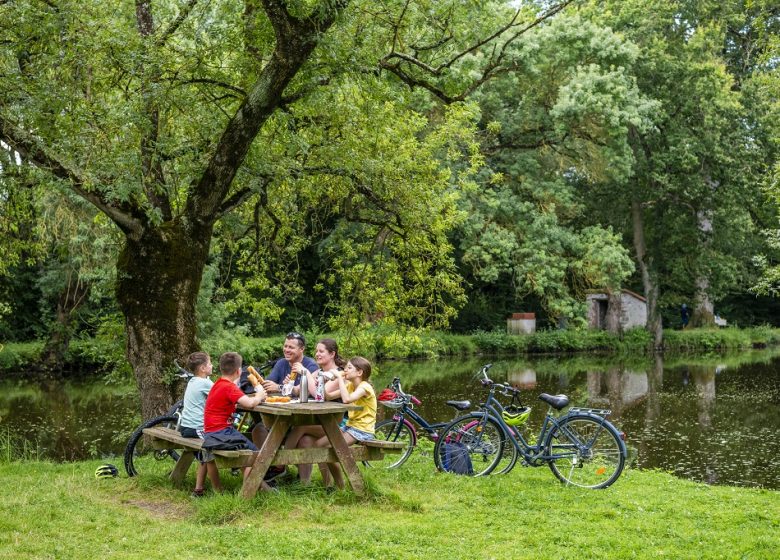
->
<box><xmin>244</xmin><ymin>400</ymin><xmax>362</xmax><ymax>416</ymax></box>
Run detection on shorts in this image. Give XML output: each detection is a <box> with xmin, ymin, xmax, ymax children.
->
<box><xmin>179</xmin><ymin>426</ymin><xmax>215</xmax><ymax>463</ymax></box>
<box><xmin>341</xmin><ymin>425</ymin><xmax>374</xmax><ymax>442</ymax></box>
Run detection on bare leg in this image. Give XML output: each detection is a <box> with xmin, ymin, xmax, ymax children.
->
<box><xmin>288</xmin><ymin>426</ymin><xmax>327</xmax><ymax>484</ymax></box>
<box><xmin>315</xmin><ymin>432</ymin><xmax>357</xmax><ymax>489</ymax></box>
<box><xmin>252</xmin><ymin>423</ymin><xmax>269</xmax><ymax>449</ymax></box>
<box><xmin>195</xmin><ymin>462</ymin><xmax>207</xmax><ymax>491</ymax></box>
<box><xmin>205</xmin><ymin>461</ymin><xmax>222</xmax><ymax>492</ymax></box>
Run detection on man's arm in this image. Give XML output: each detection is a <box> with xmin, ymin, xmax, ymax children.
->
<box><xmin>263</xmin><ymin>362</ymin><xmax>286</xmax><ymax>393</ymax></box>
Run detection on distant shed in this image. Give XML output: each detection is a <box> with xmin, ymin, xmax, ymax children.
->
<box><xmin>586</xmin><ymin>289</ymin><xmax>647</xmax><ymax>332</ymax></box>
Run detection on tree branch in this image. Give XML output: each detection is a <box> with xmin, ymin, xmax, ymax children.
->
<box><xmin>187</xmin><ymin>0</ymin><xmax>350</xmax><ymax>224</ymax></box>
<box><xmin>379</xmin><ymin>0</ymin><xmax>573</xmax><ymax>103</ymax></box>
<box><xmin>0</xmin><ymin>114</ymin><xmax>143</xmax><ymax>236</ymax></box>
<box><xmin>156</xmin><ymin>0</ymin><xmax>199</xmax><ymax>47</ymax></box>
<box><xmin>135</xmin><ymin>0</ymin><xmax>173</xmax><ymax>221</ymax></box>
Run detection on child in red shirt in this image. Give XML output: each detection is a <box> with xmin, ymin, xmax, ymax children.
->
<box><xmin>203</xmin><ymin>352</ymin><xmax>267</xmax><ymax>481</ymax></box>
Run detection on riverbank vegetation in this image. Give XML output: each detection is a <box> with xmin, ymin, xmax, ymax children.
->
<box><xmin>0</xmin><ymin>456</ymin><xmax>777</xmax><ymax>559</ymax></box>
<box><xmin>2</xmin><ymin>326</ymin><xmax>780</xmax><ymax>377</ymax></box>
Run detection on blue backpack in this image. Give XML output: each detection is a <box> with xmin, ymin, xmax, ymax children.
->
<box><xmin>441</xmin><ymin>441</ymin><xmax>474</xmax><ymax>475</ymax></box>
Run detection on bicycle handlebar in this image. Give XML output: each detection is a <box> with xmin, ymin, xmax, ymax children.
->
<box><xmin>389</xmin><ymin>376</ymin><xmax>421</xmax><ymax>405</ymax></box>
<box><xmin>477</xmin><ymin>363</ymin><xmax>520</xmax><ymax>397</ymax></box>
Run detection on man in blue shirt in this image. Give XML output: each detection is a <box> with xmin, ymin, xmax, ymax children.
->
<box><xmin>263</xmin><ymin>332</ymin><xmax>318</xmax><ymax>395</ymax></box>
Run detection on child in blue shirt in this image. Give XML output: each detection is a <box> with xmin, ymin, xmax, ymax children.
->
<box><xmin>179</xmin><ymin>352</ymin><xmax>222</xmax><ymax>496</ymax></box>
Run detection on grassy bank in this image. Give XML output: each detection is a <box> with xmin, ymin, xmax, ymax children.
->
<box><xmin>0</xmin><ymin>455</ymin><xmax>777</xmax><ymax>559</ymax></box>
<box><xmin>2</xmin><ymin>326</ymin><xmax>780</xmax><ymax>375</ymax></box>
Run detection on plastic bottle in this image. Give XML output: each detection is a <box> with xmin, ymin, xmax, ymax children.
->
<box><xmin>281</xmin><ymin>369</ymin><xmax>297</xmax><ymax>397</ymax></box>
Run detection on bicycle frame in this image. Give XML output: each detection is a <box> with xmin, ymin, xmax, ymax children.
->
<box><xmin>474</xmin><ymin>373</ymin><xmax>615</xmax><ymax>466</ymax></box>
<box><xmin>381</xmin><ymin>379</ymin><xmax>462</xmax><ymax>443</ymax></box>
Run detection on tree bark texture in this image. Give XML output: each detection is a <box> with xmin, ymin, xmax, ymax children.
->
<box><xmin>692</xmin><ymin>208</ymin><xmax>715</xmax><ymax>327</ymax></box>
<box><xmin>631</xmin><ymin>200</ymin><xmax>663</xmax><ymax>349</ymax></box>
<box><xmin>116</xmin><ymin>221</ymin><xmax>212</xmax><ymax>419</ymax></box>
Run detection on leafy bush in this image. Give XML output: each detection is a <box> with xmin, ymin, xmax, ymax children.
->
<box><xmin>0</xmin><ymin>341</ymin><xmax>43</xmax><ymax>373</ymax></box>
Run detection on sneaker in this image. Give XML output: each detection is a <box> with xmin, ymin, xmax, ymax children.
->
<box><xmin>263</xmin><ymin>466</ymin><xmax>287</xmax><ymax>483</ymax></box>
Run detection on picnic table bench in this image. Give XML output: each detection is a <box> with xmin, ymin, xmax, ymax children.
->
<box><xmin>142</xmin><ymin>406</ymin><xmax>405</xmax><ymax>495</ymax></box>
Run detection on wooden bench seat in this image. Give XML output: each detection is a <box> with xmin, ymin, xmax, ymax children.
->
<box><xmin>142</xmin><ymin>426</ymin><xmax>405</xmax><ymax>485</ymax></box>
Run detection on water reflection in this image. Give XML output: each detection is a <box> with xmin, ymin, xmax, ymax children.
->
<box><xmin>377</xmin><ymin>350</ymin><xmax>780</xmax><ymax>489</ymax></box>
<box><xmin>2</xmin><ymin>349</ymin><xmax>780</xmax><ymax>488</ymax></box>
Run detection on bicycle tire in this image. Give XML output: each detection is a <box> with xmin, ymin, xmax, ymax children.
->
<box><xmin>434</xmin><ymin>414</ymin><xmax>505</xmax><ymax>476</ymax></box>
<box><xmin>124</xmin><ymin>415</ymin><xmax>180</xmax><ymax>477</ymax></box>
<box><xmin>493</xmin><ymin>422</ymin><xmax>520</xmax><ymax>475</ymax></box>
<box><xmin>544</xmin><ymin>414</ymin><xmax>626</xmax><ymax>489</ymax></box>
<box><xmin>367</xmin><ymin>418</ymin><xmax>416</xmax><ymax>469</ymax></box>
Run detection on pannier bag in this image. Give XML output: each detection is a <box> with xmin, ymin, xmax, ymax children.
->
<box><xmin>441</xmin><ymin>441</ymin><xmax>474</xmax><ymax>475</ymax></box>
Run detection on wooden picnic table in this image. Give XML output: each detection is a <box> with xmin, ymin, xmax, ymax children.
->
<box><xmin>142</xmin><ymin>400</ymin><xmax>405</xmax><ymax>497</ymax></box>
<box><xmin>240</xmin><ymin>400</ymin><xmax>366</xmax><ymax>499</ymax></box>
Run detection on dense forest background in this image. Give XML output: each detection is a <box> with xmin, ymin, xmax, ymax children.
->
<box><xmin>1</xmin><ymin>1</ymin><xmax>779</xmax><ymax>413</ymax></box>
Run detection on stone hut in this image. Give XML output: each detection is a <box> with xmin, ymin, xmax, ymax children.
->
<box><xmin>586</xmin><ymin>289</ymin><xmax>647</xmax><ymax>333</ymax></box>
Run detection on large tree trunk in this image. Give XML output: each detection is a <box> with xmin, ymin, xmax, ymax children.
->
<box><xmin>632</xmin><ymin>200</ymin><xmax>663</xmax><ymax>349</ymax></box>
<box><xmin>116</xmin><ymin>221</ymin><xmax>212</xmax><ymax>419</ymax></box>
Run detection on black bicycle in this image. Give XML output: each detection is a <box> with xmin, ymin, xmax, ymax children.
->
<box><xmin>369</xmin><ymin>376</ymin><xmax>472</xmax><ymax>468</ymax></box>
<box><xmin>123</xmin><ymin>358</ymin><xmax>276</xmax><ymax>477</ymax></box>
<box><xmin>433</xmin><ymin>364</ymin><xmax>627</xmax><ymax>488</ymax></box>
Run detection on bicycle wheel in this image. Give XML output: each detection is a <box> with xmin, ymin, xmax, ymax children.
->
<box><xmin>493</xmin><ymin>423</ymin><xmax>520</xmax><ymax>475</ymax></box>
<box><xmin>124</xmin><ymin>415</ymin><xmax>180</xmax><ymax>477</ymax></box>
<box><xmin>367</xmin><ymin>418</ymin><xmax>416</xmax><ymax>469</ymax></box>
<box><xmin>434</xmin><ymin>414</ymin><xmax>505</xmax><ymax>476</ymax></box>
<box><xmin>544</xmin><ymin>414</ymin><xmax>626</xmax><ymax>489</ymax></box>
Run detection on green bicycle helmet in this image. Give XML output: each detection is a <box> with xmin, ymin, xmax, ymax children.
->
<box><xmin>95</xmin><ymin>464</ymin><xmax>119</xmax><ymax>479</ymax></box>
<box><xmin>502</xmin><ymin>406</ymin><xmax>531</xmax><ymax>427</ymax></box>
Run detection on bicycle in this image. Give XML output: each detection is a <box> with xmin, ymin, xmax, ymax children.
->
<box><xmin>433</xmin><ymin>364</ymin><xmax>627</xmax><ymax>488</ymax></box>
<box><xmin>368</xmin><ymin>376</ymin><xmax>472</xmax><ymax>468</ymax></box>
<box><xmin>123</xmin><ymin>358</ymin><xmax>276</xmax><ymax>477</ymax></box>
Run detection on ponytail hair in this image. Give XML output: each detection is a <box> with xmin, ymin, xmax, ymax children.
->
<box><xmin>318</xmin><ymin>338</ymin><xmax>347</xmax><ymax>368</ymax></box>
<box><xmin>348</xmin><ymin>356</ymin><xmax>372</xmax><ymax>380</ymax></box>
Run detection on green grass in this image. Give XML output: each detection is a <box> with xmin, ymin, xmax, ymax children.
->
<box><xmin>0</xmin><ymin>455</ymin><xmax>777</xmax><ymax>559</ymax></box>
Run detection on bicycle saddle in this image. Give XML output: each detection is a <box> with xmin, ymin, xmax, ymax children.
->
<box><xmin>446</xmin><ymin>400</ymin><xmax>472</xmax><ymax>411</ymax></box>
<box><xmin>538</xmin><ymin>393</ymin><xmax>569</xmax><ymax>410</ymax></box>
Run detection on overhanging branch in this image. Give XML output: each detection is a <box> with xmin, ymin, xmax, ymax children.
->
<box><xmin>0</xmin><ymin>114</ymin><xmax>143</xmax><ymax>236</ymax></box>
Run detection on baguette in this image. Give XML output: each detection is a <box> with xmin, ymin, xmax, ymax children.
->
<box><xmin>247</xmin><ymin>365</ymin><xmax>264</xmax><ymax>387</ymax></box>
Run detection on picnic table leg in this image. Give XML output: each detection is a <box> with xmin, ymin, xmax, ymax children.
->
<box><xmin>241</xmin><ymin>416</ymin><xmax>291</xmax><ymax>499</ymax></box>
<box><xmin>170</xmin><ymin>451</ymin><xmax>195</xmax><ymax>486</ymax></box>
<box><xmin>319</xmin><ymin>413</ymin><xmax>365</xmax><ymax>496</ymax></box>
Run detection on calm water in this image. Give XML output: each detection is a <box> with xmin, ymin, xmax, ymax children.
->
<box><xmin>1</xmin><ymin>350</ymin><xmax>779</xmax><ymax>488</ymax></box>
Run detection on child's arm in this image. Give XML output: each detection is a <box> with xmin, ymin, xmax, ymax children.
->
<box><xmin>335</xmin><ymin>374</ymin><xmax>366</xmax><ymax>404</ymax></box>
<box><xmin>237</xmin><ymin>385</ymin><xmax>266</xmax><ymax>409</ymax></box>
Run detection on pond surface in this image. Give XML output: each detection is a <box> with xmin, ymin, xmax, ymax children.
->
<box><xmin>1</xmin><ymin>349</ymin><xmax>779</xmax><ymax>489</ymax></box>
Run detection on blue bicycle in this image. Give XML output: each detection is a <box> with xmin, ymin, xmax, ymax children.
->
<box><xmin>433</xmin><ymin>364</ymin><xmax>627</xmax><ymax>488</ymax></box>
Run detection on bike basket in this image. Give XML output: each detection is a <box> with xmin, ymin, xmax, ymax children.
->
<box><xmin>379</xmin><ymin>397</ymin><xmax>405</xmax><ymax>409</ymax></box>
<box><xmin>502</xmin><ymin>406</ymin><xmax>531</xmax><ymax>427</ymax></box>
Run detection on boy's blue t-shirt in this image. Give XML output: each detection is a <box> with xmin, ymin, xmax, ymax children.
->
<box><xmin>267</xmin><ymin>356</ymin><xmax>318</xmax><ymax>385</ymax></box>
<box><xmin>180</xmin><ymin>376</ymin><xmax>214</xmax><ymax>430</ymax></box>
